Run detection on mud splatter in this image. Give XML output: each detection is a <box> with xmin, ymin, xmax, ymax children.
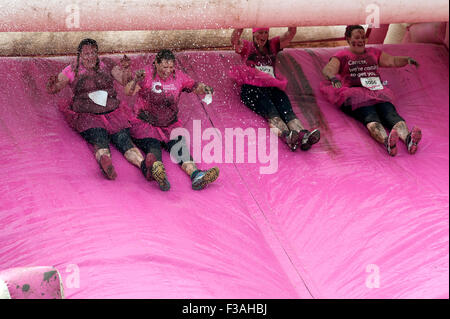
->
<box><xmin>43</xmin><ymin>270</ymin><xmax>57</xmax><ymax>283</ymax></box>
<box><xmin>278</xmin><ymin>52</ymin><xmax>339</xmax><ymax>156</ymax></box>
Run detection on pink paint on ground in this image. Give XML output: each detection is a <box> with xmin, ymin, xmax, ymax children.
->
<box><xmin>0</xmin><ymin>43</ymin><xmax>448</xmax><ymax>298</ymax></box>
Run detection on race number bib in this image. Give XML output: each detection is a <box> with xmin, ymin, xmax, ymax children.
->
<box><xmin>255</xmin><ymin>65</ymin><xmax>275</xmax><ymax>78</ymax></box>
<box><xmin>88</xmin><ymin>90</ymin><xmax>108</xmax><ymax>106</ymax></box>
<box><xmin>360</xmin><ymin>77</ymin><xmax>384</xmax><ymax>90</ymax></box>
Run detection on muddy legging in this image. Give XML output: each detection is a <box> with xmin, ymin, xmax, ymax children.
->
<box><xmin>240</xmin><ymin>84</ymin><xmax>297</xmax><ymax>123</ymax></box>
<box><xmin>133</xmin><ymin>135</ymin><xmax>193</xmax><ymax>165</ymax></box>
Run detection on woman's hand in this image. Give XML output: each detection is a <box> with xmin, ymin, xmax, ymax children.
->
<box><xmin>407</xmin><ymin>57</ymin><xmax>419</xmax><ymax>67</ymax></box>
<box><xmin>134</xmin><ymin>69</ymin><xmax>145</xmax><ymax>83</ymax></box>
<box><xmin>120</xmin><ymin>54</ymin><xmax>131</xmax><ymax>70</ymax></box>
<box><xmin>330</xmin><ymin>77</ymin><xmax>342</xmax><ymax>88</ymax></box>
<box><xmin>46</xmin><ymin>75</ymin><xmax>58</xmax><ymax>94</ymax></box>
<box><xmin>193</xmin><ymin>83</ymin><xmax>214</xmax><ymax>96</ymax></box>
<box><xmin>204</xmin><ymin>85</ymin><xmax>214</xmax><ymax>94</ymax></box>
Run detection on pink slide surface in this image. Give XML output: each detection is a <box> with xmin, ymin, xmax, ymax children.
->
<box><xmin>0</xmin><ymin>43</ymin><xmax>448</xmax><ymax>298</ymax></box>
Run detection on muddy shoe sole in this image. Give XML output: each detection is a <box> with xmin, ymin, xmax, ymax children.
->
<box><xmin>192</xmin><ymin>167</ymin><xmax>220</xmax><ymax>190</ymax></box>
<box><xmin>152</xmin><ymin>161</ymin><xmax>171</xmax><ymax>191</ymax></box>
<box><xmin>407</xmin><ymin>127</ymin><xmax>422</xmax><ymax>155</ymax></box>
<box><xmin>99</xmin><ymin>155</ymin><xmax>117</xmax><ymax>180</ymax></box>
<box><xmin>386</xmin><ymin>129</ymin><xmax>399</xmax><ymax>157</ymax></box>
<box><xmin>300</xmin><ymin>129</ymin><xmax>321</xmax><ymax>151</ymax></box>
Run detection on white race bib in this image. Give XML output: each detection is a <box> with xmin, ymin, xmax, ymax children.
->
<box><xmin>255</xmin><ymin>65</ymin><xmax>275</xmax><ymax>78</ymax></box>
<box><xmin>88</xmin><ymin>90</ymin><xmax>108</xmax><ymax>106</ymax></box>
<box><xmin>360</xmin><ymin>77</ymin><xmax>384</xmax><ymax>90</ymax></box>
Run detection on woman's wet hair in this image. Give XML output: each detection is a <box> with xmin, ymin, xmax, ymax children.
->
<box><xmin>153</xmin><ymin>49</ymin><xmax>176</xmax><ymax>79</ymax></box>
<box><xmin>345</xmin><ymin>25</ymin><xmax>365</xmax><ymax>38</ymax></box>
<box><xmin>155</xmin><ymin>49</ymin><xmax>176</xmax><ymax>64</ymax></box>
<box><xmin>75</xmin><ymin>38</ymin><xmax>100</xmax><ymax>77</ymax></box>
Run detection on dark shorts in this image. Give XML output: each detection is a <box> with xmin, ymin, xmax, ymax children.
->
<box><xmin>80</xmin><ymin>127</ymin><xmax>135</xmax><ymax>154</ymax></box>
<box><xmin>240</xmin><ymin>84</ymin><xmax>297</xmax><ymax>123</ymax></box>
<box><xmin>341</xmin><ymin>102</ymin><xmax>405</xmax><ymax>129</ymax></box>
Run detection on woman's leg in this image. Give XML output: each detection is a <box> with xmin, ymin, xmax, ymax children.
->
<box><xmin>376</xmin><ymin>102</ymin><xmax>422</xmax><ymax>155</ymax></box>
<box><xmin>240</xmin><ymin>85</ymin><xmax>300</xmax><ymax>151</ymax></box>
<box><xmin>270</xmin><ymin>87</ymin><xmax>320</xmax><ymax>151</ymax></box>
<box><xmin>350</xmin><ymin>105</ymin><xmax>399</xmax><ymax>156</ymax></box>
<box><xmin>166</xmin><ymin>135</ymin><xmax>219</xmax><ymax>190</ymax></box>
<box><xmin>80</xmin><ymin>127</ymin><xmax>117</xmax><ymax>179</ymax></box>
<box><xmin>110</xmin><ymin>128</ymin><xmax>144</xmax><ymax>167</ymax></box>
<box><xmin>133</xmin><ymin>137</ymin><xmax>170</xmax><ymax>191</ymax></box>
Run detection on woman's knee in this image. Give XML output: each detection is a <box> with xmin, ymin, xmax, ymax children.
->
<box><xmin>110</xmin><ymin>129</ymin><xmax>135</xmax><ymax>154</ymax></box>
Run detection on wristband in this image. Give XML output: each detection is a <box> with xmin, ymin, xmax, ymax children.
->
<box><xmin>329</xmin><ymin>76</ymin><xmax>340</xmax><ymax>84</ymax></box>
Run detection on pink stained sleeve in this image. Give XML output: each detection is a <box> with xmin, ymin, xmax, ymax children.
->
<box><xmin>270</xmin><ymin>36</ymin><xmax>282</xmax><ymax>54</ymax></box>
<box><xmin>179</xmin><ymin>71</ymin><xmax>196</xmax><ymax>91</ymax></box>
<box><xmin>61</xmin><ymin>65</ymin><xmax>75</xmax><ymax>83</ymax></box>
<box><xmin>332</xmin><ymin>50</ymin><xmax>347</xmax><ymax>74</ymax></box>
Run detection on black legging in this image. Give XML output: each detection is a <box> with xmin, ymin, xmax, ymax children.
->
<box><xmin>240</xmin><ymin>84</ymin><xmax>297</xmax><ymax>123</ymax></box>
<box><xmin>341</xmin><ymin>102</ymin><xmax>405</xmax><ymax>129</ymax></box>
<box><xmin>133</xmin><ymin>135</ymin><xmax>193</xmax><ymax>165</ymax></box>
<box><xmin>80</xmin><ymin>127</ymin><xmax>135</xmax><ymax>154</ymax></box>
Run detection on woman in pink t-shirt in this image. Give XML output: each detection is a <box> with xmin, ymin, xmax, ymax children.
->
<box><xmin>46</xmin><ymin>38</ymin><xmax>144</xmax><ymax>180</ymax></box>
<box><xmin>230</xmin><ymin>27</ymin><xmax>321</xmax><ymax>152</ymax></box>
<box><xmin>125</xmin><ymin>49</ymin><xmax>219</xmax><ymax>191</ymax></box>
<box><xmin>321</xmin><ymin>25</ymin><xmax>422</xmax><ymax>156</ymax></box>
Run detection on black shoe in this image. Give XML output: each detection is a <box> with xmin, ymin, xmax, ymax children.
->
<box><xmin>299</xmin><ymin>129</ymin><xmax>321</xmax><ymax>151</ymax></box>
<box><xmin>282</xmin><ymin>130</ymin><xmax>300</xmax><ymax>151</ymax></box>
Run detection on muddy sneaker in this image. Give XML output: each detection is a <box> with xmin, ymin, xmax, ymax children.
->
<box><xmin>299</xmin><ymin>129</ymin><xmax>321</xmax><ymax>151</ymax></box>
<box><xmin>282</xmin><ymin>130</ymin><xmax>300</xmax><ymax>151</ymax></box>
<box><xmin>385</xmin><ymin>129</ymin><xmax>399</xmax><ymax>157</ymax></box>
<box><xmin>99</xmin><ymin>154</ymin><xmax>117</xmax><ymax>180</ymax></box>
<box><xmin>141</xmin><ymin>153</ymin><xmax>157</xmax><ymax>181</ymax></box>
<box><xmin>406</xmin><ymin>126</ymin><xmax>422</xmax><ymax>155</ymax></box>
<box><xmin>191</xmin><ymin>167</ymin><xmax>219</xmax><ymax>190</ymax></box>
<box><xmin>151</xmin><ymin>161</ymin><xmax>170</xmax><ymax>191</ymax></box>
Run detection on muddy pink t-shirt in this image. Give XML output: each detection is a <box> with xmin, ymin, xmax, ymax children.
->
<box><xmin>238</xmin><ymin>37</ymin><xmax>282</xmax><ymax>69</ymax></box>
<box><xmin>61</xmin><ymin>59</ymin><xmax>113</xmax><ymax>85</ymax></box>
<box><xmin>333</xmin><ymin>47</ymin><xmax>383</xmax><ymax>87</ymax></box>
<box><xmin>135</xmin><ymin>66</ymin><xmax>196</xmax><ymax>127</ymax></box>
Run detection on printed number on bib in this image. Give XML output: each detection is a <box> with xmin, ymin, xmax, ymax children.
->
<box><xmin>360</xmin><ymin>77</ymin><xmax>384</xmax><ymax>90</ymax></box>
<box><xmin>255</xmin><ymin>65</ymin><xmax>275</xmax><ymax>78</ymax></box>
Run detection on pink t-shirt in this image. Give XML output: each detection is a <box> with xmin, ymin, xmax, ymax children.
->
<box><xmin>135</xmin><ymin>66</ymin><xmax>196</xmax><ymax>126</ymax></box>
<box><xmin>61</xmin><ymin>60</ymin><xmax>111</xmax><ymax>85</ymax></box>
<box><xmin>238</xmin><ymin>37</ymin><xmax>282</xmax><ymax>68</ymax></box>
<box><xmin>333</xmin><ymin>47</ymin><xmax>383</xmax><ymax>87</ymax></box>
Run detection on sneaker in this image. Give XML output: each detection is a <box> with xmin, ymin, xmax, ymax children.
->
<box><xmin>283</xmin><ymin>130</ymin><xmax>300</xmax><ymax>151</ymax></box>
<box><xmin>151</xmin><ymin>161</ymin><xmax>171</xmax><ymax>191</ymax></box>
<box><xmin>300</xmin><ymin>129</ymin><xmax>321</xmax><ymax>151</ymax></box>
<box><xmin>99</xmin><ymin>154</ymin><xmax>117</xmax><ymax>180</ymax></box>
<box><xmin>191</xmin><ymin>167</ymin><xmax>219</xmax><ymax>190</ymax></box>
<box><xmin>406</xmin><ymin>126</ymin><xmax>422</xmax><ymax>155</ymax></box>
<box><xmin>385</xmin><ymin>129</ymin><xmax>399</xmax><ymax>157</ymax></box>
